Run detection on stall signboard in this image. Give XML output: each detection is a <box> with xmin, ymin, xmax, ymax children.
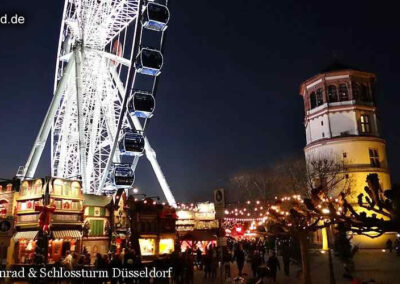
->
<box><xmin>194</xmin><ymin>202</ymin><xmax>215</xmax><ymax>220</ymax></box>
<box><xmin>213</xmin><ymin>188</ymin><xmax>225</xmax><ymax>219</ymax></box>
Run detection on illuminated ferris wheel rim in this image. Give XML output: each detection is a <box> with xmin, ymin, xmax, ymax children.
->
<box><xmin>20</xmin><ymin>0</ymin><xmax>176</xmax><ymax>207</ymax></box>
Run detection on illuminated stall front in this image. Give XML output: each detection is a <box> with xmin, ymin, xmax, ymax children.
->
<box><xmin>129</xmin><ymin>198</ymin><xmax>177</xmax><ymax>259</ymax></box>
<box><xmin>47</xmin><ymin>178</ymin><xmax>84</xmax><ymax>262</ymax></box>
<box><xmin>111</xmin><ymin>190</ymin><xmax>129</xmax><ymax>255</ymax></box>
<box><xmin>14</xmin><ymin>179</ymin><xmax>44</xmax><ymax>264</ymax></box>
<box><xmin>176</xmin><ymin>202</ymin><xmax>218</xmax><ymax>253</ymax></box>
<box><xmin>82</xmin><ymin>194</ymin><xmax>112</xmax><ymax>262</ymax></box>
<box><xmin>0</xmin><ymin>181</ymin><xmax>16</xmax><ymax>267</ymax></box>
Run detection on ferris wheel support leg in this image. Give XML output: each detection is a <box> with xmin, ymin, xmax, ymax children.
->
<box><xmin>109</xmin><ymin>67</ymin><xmax>176</xmax><ymax>207</ymax></box>
<box><xmin>74</xmin><ymin>45</ymin><xmax>89</xmax><ymax>192</ymax></box>
<box><xmin>22</xmin><ymin>56</ymin><xmax>76</xmax><ymax>179</ymax></box>
<box><xmin>144</xmin><ymin>137</ymin><xmax>177</xmax><ymax>207</ymax></box>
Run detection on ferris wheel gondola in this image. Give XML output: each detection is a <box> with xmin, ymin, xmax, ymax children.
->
<box><xmin>142</xmin><ymin>2</ymin><xmax>170</xmax><ymax>32</ymax></box>
<box><xmin>111</xmin><ymin>164</ymin><xmax>135</xmax><ymax>188</ymax></box>
<box><xmin>135</xmin><ymin>48</ymin><xmax>163</xmax><ymax>76</ymax></box>
<box><xmin>128</xmin><ymin>91</ymin><xmax>155</xmax><ymax>118</ymax></box>
<box><xmin>119</xmin><ymin>130</ymin><xmax>145</xmax><ymax>156</ymax></box>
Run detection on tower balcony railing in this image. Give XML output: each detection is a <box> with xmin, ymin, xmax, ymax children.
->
<box><xmin>307</xmin><ymin>99</ymin><xmax>375</xmax><ymax>116</ymax></box>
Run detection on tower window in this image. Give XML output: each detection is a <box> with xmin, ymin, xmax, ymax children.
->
<box><xmin>310</xmin><ymin>92</ymin><xmax>317</xmax><ymax>109</ymax></box>
<box><xmin>360</xmin><ymin>84</ymin><xmax>370</xmax><ymax>102</ymax></box>
<box><xmin>321</xmin><ymin>121</ymin><xmax>324</xmax><ymax>126</ymax></box>
<box><xmin>322</xmin><ymin>132</ymin><xmax>325</xmax><ymax>138</ymax></box>
<box><xmin>360</xmin><ymin>115</ymin><xmax>370</xmax><ymax>133</ymax></box>
<box><xmin>352</xmin><ymin>82</ymin><xmax>360</xmax><ymax>100</ymax></box>
<box><xmin>339</xmin><ymin>84</ymin><xmax>348</xmax><ymax>101</ymax></box>
<box><xmin>327</xmin><ymin>85</ymin><xmax>338</xmax><ymax>103</ymax></box>
<box><xmin>369</xmin><ymin>149</ymin><xmax>380</xmax><ymax>167</ymax></box>
<box><xmin>316</xmin><ymin>88</ymin><xmax>324</xmax><ymax>106</ymax></box>
<box><xmin>343</xmin><ymin>152</ymin><xmax>347</xmax><ymax>158</ymax></box>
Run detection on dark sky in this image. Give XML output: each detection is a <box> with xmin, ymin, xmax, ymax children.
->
<box><xmin>0</xmin><ymin>0</ymin><xmax>399</xmax><ymax>202</ymax></box>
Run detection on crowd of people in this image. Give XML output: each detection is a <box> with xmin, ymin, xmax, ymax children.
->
<box><xmin>28</xmin><ymin>237</ymin><xmax>297</xmax><ymax>284</ymax></box>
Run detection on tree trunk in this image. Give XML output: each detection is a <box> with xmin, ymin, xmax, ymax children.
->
<box><xmin>299</xmin><ymin>233</ymin><xmax>312</xmax><ymax>284</ymax></box>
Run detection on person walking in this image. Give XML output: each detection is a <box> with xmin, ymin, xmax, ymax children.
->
<box><xmin>196</xmin><ymin>247</ymin><xmax>203</xmax><ymax>270</ymax></box>
<box><xmin>282</xmin><ymin>247</ymin><xmax>291</xmax><ymax>276</ymax></box>
<box><xmin>386</xmin><ymin>239</ymin><xmax>393</xmax><ymax>253</ymax></box>
<box><xmin>267</xmin><ymin>251</ymin><xmax>280</xmax><ymax>282</ymax></box>
<box><xmin>251</xmin><ymin>250</ymin><xmax>262</xmax><ymax>279</ymax></box>
<box><xmin>234</xmin><ymin>244</ymin><xmax>245</xmax><ymax>277</ymax></box>
<box><xmin>223</xmin><ymin>247</ymin><xmax>232</xmax><ymax>279</ymax></box>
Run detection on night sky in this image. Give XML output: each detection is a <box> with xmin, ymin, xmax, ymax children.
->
<box><xmin>0</xmin><ymin>1</ymin><xmax>399</xmax><ymax>202</ymax></box>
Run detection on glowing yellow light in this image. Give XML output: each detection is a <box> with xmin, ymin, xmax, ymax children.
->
<box><xmin>322</xmin><ymin>208</ymin><xmax>330</xmax><ymax>214</ymax></box>
<box><xmin>139</xmin><ymin>239</ymin><xmax>156</xmax><ymax>256</ymax></box>
<box><xmin>159</xmin><ymin>239</ymin><xmax>174</xmax><ymax>254</ymax></box>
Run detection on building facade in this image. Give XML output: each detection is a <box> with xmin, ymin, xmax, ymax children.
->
<box><xmin>0</xmin><ymin>182</ymin><xmax>17</xmax><ymax>267</ymax></box>
<box><xmin>13</xmin><ymin>178</ymin><xmax>84</xmax><ymax>264</ymax></box>
<box><xmin>82</xmin><ymin>194</ymin><xmax>112</xmax><ymax>262</ymax></box>
<box><xmin>299</xmin><ymin>64</ymin><xmax>393</xmax><ymax>247</ymax></box>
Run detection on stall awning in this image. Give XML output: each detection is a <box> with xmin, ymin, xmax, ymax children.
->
<box><xmin>182</xmin><ymin>230</ymin><xmax>217</xmax><ymax>241</ymax></box>
<box><xmin>14</xmin><ymin>231</ymin><xmax>38</xmax><ymax>241</ymax></box>
<box><xmin>52</xmin><ymin>230</ymin><xmax>82</xmax><ymax>239</ymax></box>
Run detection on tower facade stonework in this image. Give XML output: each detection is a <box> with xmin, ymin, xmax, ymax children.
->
<box><xmin>299</xmin><ymin>65</ymin><xmax>392</xmax><ymax>247</ymax></box>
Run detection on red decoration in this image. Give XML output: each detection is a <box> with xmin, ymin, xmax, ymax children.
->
<box><xmin>35</xmin><ymin>204</ymin><xmax>56</xmax><ymax>233</ymax></box>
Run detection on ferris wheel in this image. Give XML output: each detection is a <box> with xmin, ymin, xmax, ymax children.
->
<box><xmin>18</xmin><ymin>0</ymin><xmax>176</xmax><ymax>206</ymax></box>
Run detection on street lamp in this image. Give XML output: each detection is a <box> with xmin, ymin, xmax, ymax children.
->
<box><xmin>133</xmin><ymin>187</ymin><xmax>139</xmax><ymax>194</ymax></box>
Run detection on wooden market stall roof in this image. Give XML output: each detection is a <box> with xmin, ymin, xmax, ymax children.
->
<box><xmin>182</xmin><ymin>230</ymin><xmax>217</xmax><ymax>241</ymax></box>
<box><xmin>83</xmin><ymin>194</ymin><xmax>112</xmax><ymax>207</ymax></box>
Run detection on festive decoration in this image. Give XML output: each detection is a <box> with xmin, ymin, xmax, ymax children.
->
<box><xmin>35</xmin><ymin>204</ymin><xmax>56</xmax><ymax>233</ymax></box>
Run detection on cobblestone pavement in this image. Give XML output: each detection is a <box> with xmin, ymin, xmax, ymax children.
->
<box><xmin>3</xmin><ymin>250</ymin><xmax>400</xmax><ymax>284</ymax></box>
<box><xmin>194</xmin><ymin>249</ymin><xmax>400</xmax><ymax>284</ymax></box>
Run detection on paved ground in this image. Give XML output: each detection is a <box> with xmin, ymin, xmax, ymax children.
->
<box><xmin>194</xmin><ymin>249</ymin><xmax>400</xmax><ymax>284</ymax></box>
<box><xmin>3</xmin><ymin>250</ymin><xmax>400</xmax><ymax>284</ymax></box>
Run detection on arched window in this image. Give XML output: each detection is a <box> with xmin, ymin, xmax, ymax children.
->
<box><xmin>20</xmin><ymin>181</ymin><xmax>29</xmax><ymax>196</ymax></box>
<box><xmin>352</xmin><ymin>82</ymin><xmax>360</xmax><ymax>100</ymax></box>
<box><xmin>310</xmin><ymin>92</ymin><xmax>317</xmax><ymax>109</ymax></box>
<box><xmin>0</xmin><ymin>200</ymin><xmax>8</xmax><ymax>217</ymax></box>
<box><xmin>33</xmin><ymin>180</ymin><xmax>42</xmax><ymax>195</ymax></box>
<box><xmin>53</xmin><ymin>179</ymin><xmax>63</xmax><ymax>195</ymax></box>
<box><xmin>360</xmin><ymin>84</ymin><xmax>370</xmax><ymax>102</ymax></box>
<box><xmin>339</xmin><ymin>84</ymin><xmax>348</xmax><ymax>101</ymax></box>
<box><xmin>316</xmin><ymin>88</ymin><xmax>324</xmax><ymax>106</ymax></box>
<box><xmin>327</xmin><ymin>85</ymin><xmax>338</xmax><ymax>103</ymax></box>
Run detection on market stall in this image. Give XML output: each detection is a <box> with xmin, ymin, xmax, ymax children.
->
<box><xmin>176</xmin><ymin>202</ymin><xmax>219</xmax><ymax>253</ymax></box>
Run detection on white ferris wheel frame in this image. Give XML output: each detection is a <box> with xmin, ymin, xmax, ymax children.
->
<box><xmin>18</xmin><ymin>0</ymin><xmax>176</xmax><ymax>207</ymax></box>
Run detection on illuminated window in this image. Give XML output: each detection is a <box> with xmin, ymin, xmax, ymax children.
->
<box><xmin>53</xmin><ymin>179</ymin><xmax>63</xmax><ymax>195</ymax></box>
<box><xmin>20</xmin><ymin>181</ymin><xmax>29</xmax><ymax>196</ymax></box>
<box><xmin>139</xmin><ymin>238</ymin><xmax>156</xmax><ymax>256</ymax></box>
<box><xmin>34</xmin><ymin>180</ymin><xmax>42</xmax><ymax>195</ymax></box>
<box><xmin>360</xmin><ymin>115</ymin><xmax>370</xmax><ymax>133</ymax></box>
<box><xmin>71</xmin><ymin>182</ymin><xmax>81</xmax><ymax>196</ymax></box>
<box><xmin>159</xmin><ymin>239</ymin><xmax>174</xmax><ymax>254</ymax></box>
<box><xmin>369</xmin><ymin>149</ymin><xmax>380</xmax><ymax>167</ymax></box>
